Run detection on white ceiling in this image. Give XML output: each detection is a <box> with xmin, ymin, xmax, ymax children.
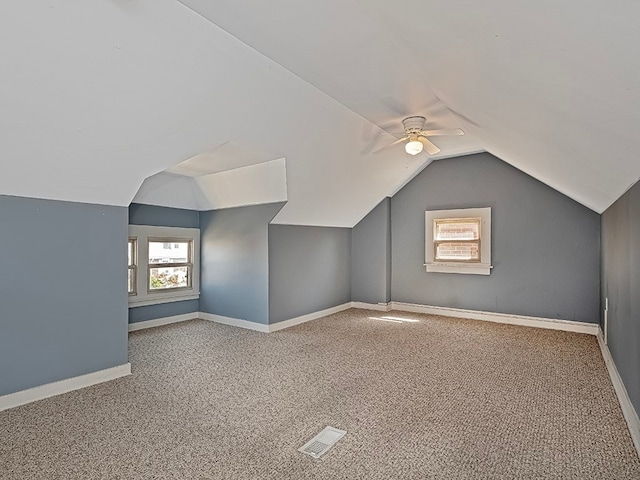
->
<box><xmin>2</xmin><ymin>1</ymin><xmax>639</xmax><ymax>226</ymax></box>
<box><xmin>180</xmin><ymin>0</ymin><xmax>640</xmax><ymax>213</ymax></box>
<box><xmin>135</xmin><ymin>158</ymin><xmax>288</xmax><ymax>211</ymax></box>
<box><xmin>165</xmin><ymin>140</ymin><xmax>280</xmax><ymax>177</ymax></box>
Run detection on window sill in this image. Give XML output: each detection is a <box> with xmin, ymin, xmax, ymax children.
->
<box><xmin>128</xmin><ymin>292</ymin><xmax>200</xmax><ymax>308</ymax></box>
<box><xmin>425</xmin><ymin>263</ymin><xmax>492</xmax><ymax>275</ymax></box>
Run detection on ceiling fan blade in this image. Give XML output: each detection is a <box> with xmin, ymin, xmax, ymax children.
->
<box><xmin>388</xmin><ymin>135</ymin><xmax>409</xmax><ymax>146</ymax></box>
<box><xmin>371</xmin><ymin>136</ymin><xmax>408</xmax><ymax>154</ymax></box>
<box><xmin>420</xmin><ymin>128</ymin><xmax>464</xmax><ymax>137</ymax></box>
<box><xmin>418</xmin><ymin>137</ymin><xmax>441</xmax><ymax>155</ymax></box>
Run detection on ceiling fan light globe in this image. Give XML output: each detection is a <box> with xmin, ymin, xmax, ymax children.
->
<box><xmin>405</xmin><ymin>140</ymin><xmax>423</xmax><ymax>155</ymax></box>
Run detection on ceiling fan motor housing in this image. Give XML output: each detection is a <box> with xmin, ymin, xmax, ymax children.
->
<box><xmin>402</xmin><ymin>116</ymin><xmax>426</xmax><ymax>134</ymax></box>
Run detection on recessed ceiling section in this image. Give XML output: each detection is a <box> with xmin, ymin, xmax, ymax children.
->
<box><xmin>166</xmin><ymin>140</ymin><xmax>281</xmax><ymax>177</ymax></box>
<box><xmin>195</xmin><ymin>157</ymin><xmax>288</xmax><ymax>210</ymax></box>
<box><xmin>132</xmin><ymin>172</ymin><xmax>207</xmax><ymax>211</ymax></box>
<box><xmin>133</xmin><ymin>158</ymin><xmax>288</xmax><ymax>212</ymax></box>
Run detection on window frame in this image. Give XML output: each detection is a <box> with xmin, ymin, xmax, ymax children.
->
<box><xmin>147</xmin><ymin>237</ymin><xmax>193</xmax><ymax>294</ymax></box>
<box><xmin>128</xmin><ymin>225</ymin><xmax>200</xmax><ymax>307</ymax></box>
<box><xmin>433</xmin><ymin>217</ymin><xmax>482</xmax><ymax>263</ymax></box>
<box><xmin>425</xmin><ymin>207</ymin><xmax>492</xmax><ymax>275</ymax></box>
<box><xmin>128</xmin><ymin>237</ymin><xmax>137</xmax><ymax>296</ymax></box>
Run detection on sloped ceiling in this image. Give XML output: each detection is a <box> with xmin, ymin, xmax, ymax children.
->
<box><xmin>1</xmin><ymin>1</ymin><xmax>639</xmax><ymax>227</ymax></box>
<box><xmin>180</xmin><ymin>0</ymin><xmax>640</xmax><ymax>214</ymax></box>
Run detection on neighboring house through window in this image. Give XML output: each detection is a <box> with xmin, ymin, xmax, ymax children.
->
<box><xmin>128</xmin><ymin>225</ymin><xmax>200</xmax><ymax>307</ymax></box>
<box><xmin>148</xmin><ymin>239</ymin><xmax>193</xmax><ymax>291</ymax></box>
<box><xmin>425</xmin><ymin>207</ymin><xmax>492</xmax><ymax>275</ymax></box>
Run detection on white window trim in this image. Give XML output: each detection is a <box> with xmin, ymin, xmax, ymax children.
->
<box><xmin>425</xmin><ymin>207</ymin><xmax>492</xmax><ymax>275</ymax></box>
<box><xmin>128</xmin><ymin>225</ymin><xmax>200</xmax><ymax>306</ymax></box>
<box><xmin>128</xmin><ymin>237</ymin><xmax>138</xmax><ymax>296</ymax></box>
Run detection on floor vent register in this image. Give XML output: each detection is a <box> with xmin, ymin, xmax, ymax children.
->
<box><xmin>298</xmin><ymin>426</ymin><xmax>346</xmax><ymax>459</ymax></box>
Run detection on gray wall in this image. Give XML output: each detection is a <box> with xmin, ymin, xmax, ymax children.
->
<box><xmin>129</xmin><ymin>299</ymin><xmax>199</xmax><ymax>324</ymax></box>
<box><xmin>391</xmin><ymin>153</ymin><xmax>601</xmax><ymax>323</ymax></box>
<box><xmin>200</xmin><ymin>203</ymin><xmax>284</xmax><ymax>325</ymax></box>
<box><xmin>128</xmin><ymin>203</ymin><xmax>200</xmax><ymax>324</ymax></box>
<box><xmin>129</xmin><ymin>203</ymin><xmax>199</xmax><ymax>228</ymax></box>
<box><xmin>601</xmin><ymin>180</ymin><xmax>640</xmax><ymax>414</ymax></box>
<box><xmin>351</xmin><ymin>197</ymin><xmax>391</xmax><ymax>304</ymax></box>
<box><xmin>269</xmin><ymin>225</ymin><xmax>351</xmax><ymax>324</ymax></box>
<box><xmin>0</xmin><ymin>195</ymin><xmax>128</xmax><ymax>396</ymax></box>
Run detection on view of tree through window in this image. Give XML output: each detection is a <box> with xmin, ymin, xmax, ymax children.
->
<box><xmin>148</xmin><ymin>240</ymin><xmax>192</xmax><ymax>291</ymax></box>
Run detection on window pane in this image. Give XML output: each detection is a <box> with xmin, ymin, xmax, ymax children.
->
<box><xmin>149</xmin><ymin>266</ymin><xmax>190</xmax><ymax>290</ymax></box>
<box><xmin>128</xmin><ymin>268</ymin><xmax>135</xmax><ymax>293</ymax></box>
<box><xmin>435</xmin><ymin>219</ymin><xmax>480</xmax><ymax>241</ymax></box>
<box><xmin>128</xmin><ymin>240</ymin><xmax>134</xmax><ymax>266</ymax></box>
<box><xmin>149</xmin><ymin>241</ymin><xmax>190</xmax><ymax>264</ymax></box>
<box><xmin>435</xmin><ymin>242</ymin><xmax>480</xmax><ymax>261</ymax></box>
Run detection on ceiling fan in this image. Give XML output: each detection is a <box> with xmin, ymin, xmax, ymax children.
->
<box><xmin>382</xmin><ymin>116</ymin><xmax>464</xmax><ymax>156</ymax></box>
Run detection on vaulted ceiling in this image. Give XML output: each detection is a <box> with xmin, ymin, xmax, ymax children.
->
<box><xmin>2</xmin><ymin>1</ymin><xmax>639</xmax><ymax>226</ymax></box>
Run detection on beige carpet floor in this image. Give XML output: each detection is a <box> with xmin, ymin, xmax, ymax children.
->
<box><xmin>1</xmin><ymin>309</ymin><xmax>639</xmax><ymax>479</ymax></box>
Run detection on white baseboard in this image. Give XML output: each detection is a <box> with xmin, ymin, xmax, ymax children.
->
<box><xmin>199</xmin><ymin>311</ymin><xmax>270</xmax><ymax>333</ymax></box>
<box><xmin>391</xmin><ymin>302</ymin><xmax>599</xmax><ymax>336</ymax></box>
<box><xmin>351</xmin><ymin>301</ymin><xmax>392</xmax><ymax>312</ymax></box>
<box><xmin>0</xmin><ymin>363</ymin><xmax>131</xmax><ymax>412</ymax></box>
<box><xmin>199</xmin><ymin>302</ymin><xmax>352</xmax><ymax>334</ymax></box>
<box><xmin>597</xmin><ymin>328</ymin><xmax>640</xmax><ymax>457</ymax></box>
<box><xmin>128</xmin><ymin>312</ymin><xmax>198</xmax><ymax>332</ymax></box>
<box><xmin>134</xmin><ymin>303</ymin><xmax>598</xmax><ymax>337</ymax></box>
<box><xmin>269</xmin><ymin>302</ymin><xmax>352</xmax><ymax>332</ymax></box>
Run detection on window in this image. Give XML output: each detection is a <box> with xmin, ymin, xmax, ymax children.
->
<box><xmin>148</xmin><ymin>239</ymin><xmax>192</xmax><ymax>292</ymax></box>
<box><xmin>433</xmin><ymin>218</ymin><xmax>481</xmax><ymax>262</ymax></box>
<box><xmin>425</xmin><ymin>207</ymin><xmax>492</xmax><ymax>275</ymax></box>
<box><xmin>128</xmin><ymin>225</ymin><xmax>200</xmax><ymax>307</ymax></box>
<box><xmin>128</xmin><ymin>238</ymin><xmax>137</xmax><ymax>295</ymax></box>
